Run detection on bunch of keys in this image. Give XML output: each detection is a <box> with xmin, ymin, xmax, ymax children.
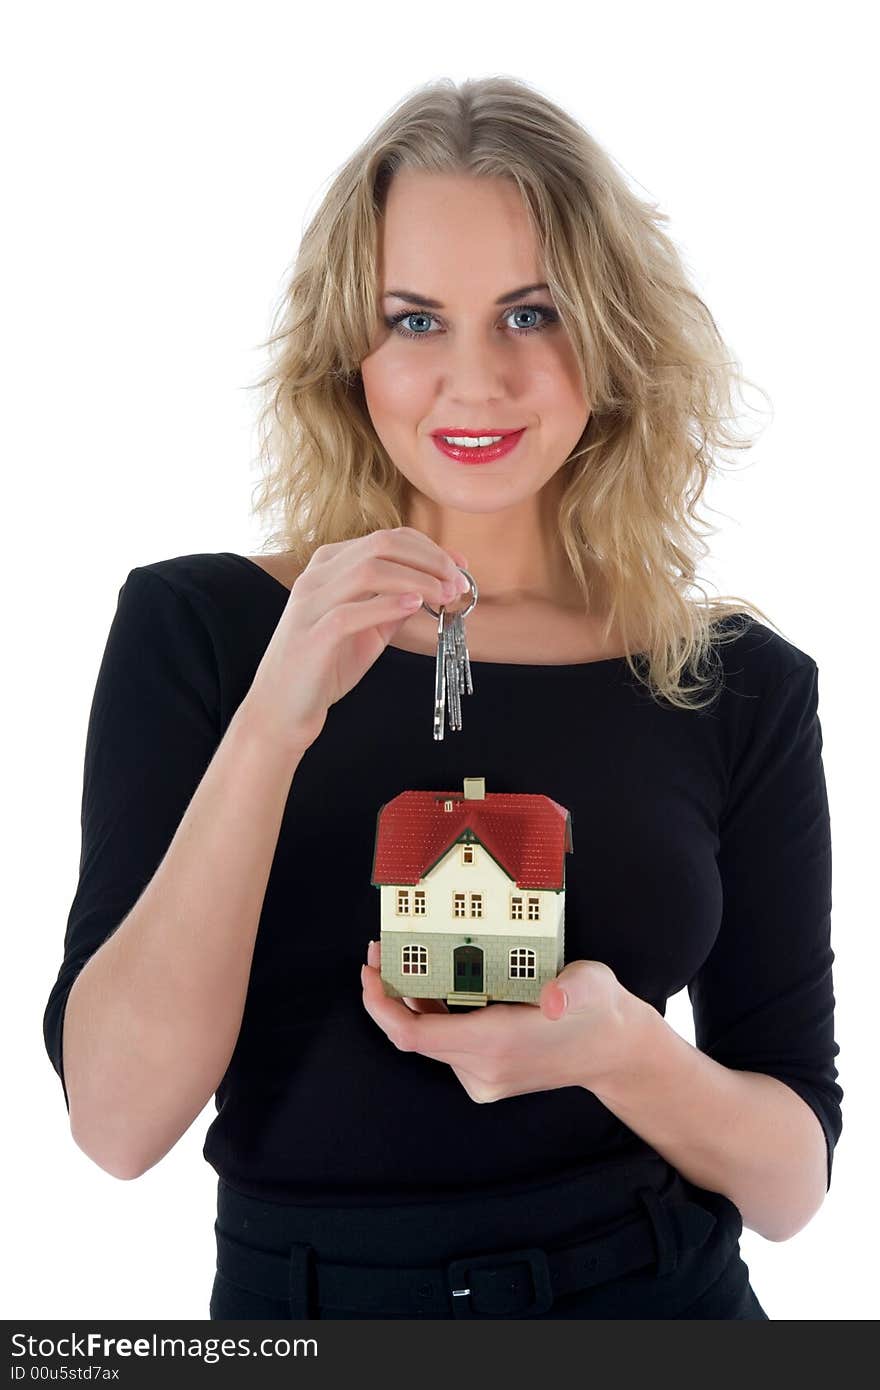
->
<box><xmin>422</xmin><ymin>567</ymin><xmax>478</xmax><ymax>740</ymax></box>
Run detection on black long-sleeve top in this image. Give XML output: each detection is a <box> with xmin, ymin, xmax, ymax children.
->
<box><xmin>43</xmin><ymin>552</ymin><xmax>844</xmax><ymax>1203</ymax></box>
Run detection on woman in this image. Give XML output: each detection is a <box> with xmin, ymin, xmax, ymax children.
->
<box><xmin>43</xmin><ymin>76</ymin><xmax>842</xmax><ymax>1320</ymax></box>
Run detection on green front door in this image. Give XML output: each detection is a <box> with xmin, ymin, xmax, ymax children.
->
<box><xmin>453</xmin><ymin>945</ymin><xmax>484</xmax><ymax>993</ymax></box>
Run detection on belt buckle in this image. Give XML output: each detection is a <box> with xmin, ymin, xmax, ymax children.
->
<box><xmin>446</xmin><ymin>1246</ymin><xmax>554</xmax><ymax>1318</ymax></box>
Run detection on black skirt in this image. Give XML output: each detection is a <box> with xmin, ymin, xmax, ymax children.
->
<box><xmin>209</xmin><ymin>1153</ymin><xmax>769</xmax><ymax>1320</ymax></box>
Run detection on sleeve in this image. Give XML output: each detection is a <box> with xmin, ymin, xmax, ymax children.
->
<box><xmin>688</xmin><ymin>659</ymin><xmax>843</xmax><ymax>1192</ymax></box>
<box><xmin>42</xmin><ymin>567</ymin><xmax>220</xmax><ymax>1112</ymax></box>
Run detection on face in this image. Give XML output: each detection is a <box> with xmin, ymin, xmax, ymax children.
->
<box><xmin>359</xmin><ymin>170</ymin><xmax>590</xmax><ymax>518</ymax></box>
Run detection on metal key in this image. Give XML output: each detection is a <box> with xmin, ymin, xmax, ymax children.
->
<box><xmin>423</xmin><ymin>568</ymin><xmax>477</xmax><ymax>740</ymax></box>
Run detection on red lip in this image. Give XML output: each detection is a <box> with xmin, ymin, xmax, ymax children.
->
<box><xmin>431</xmin><ymin>429</ymin><xmax>526</xmax><ymax>465</ymax></box>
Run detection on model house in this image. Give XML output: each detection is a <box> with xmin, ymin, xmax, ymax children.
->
<box><xmin>371</xmin><ymin>776</ymin><xmax>572</xmax><ymax>1006</ymax></box>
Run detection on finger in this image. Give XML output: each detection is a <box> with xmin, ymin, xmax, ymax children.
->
<box><xmin>361</xmin><ymin>965</ymin><xmax>468</xmax><ymax>1043</ymax></box>
<box><xmin>361</xmin><ymin>966</ymin><xmax>446</xmax><ymax>1044</ymax></box>
<box><xmin>403</xmin><ymin>996</ymin><xmax>450</xmax><ymax>1014</ymax></box>
<box><xmin>540</xmin><ymin>980</ymin><xmax>568</xmax><ymax>1021</ymax></box>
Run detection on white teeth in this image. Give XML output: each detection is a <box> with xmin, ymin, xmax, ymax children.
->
<box><xmin>441</xmin><ymin>435</ymin><xmax>504</xmax><ymax>447</ymax></box>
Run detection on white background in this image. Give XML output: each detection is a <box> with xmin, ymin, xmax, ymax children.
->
<box><xmin>4</xmin><ymin>0</ymin><xmax>876</xmax><ymax>1322</ymax></box>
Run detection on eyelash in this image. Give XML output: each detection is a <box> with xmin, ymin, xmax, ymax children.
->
<box><xmin>383</xmin><ymin>303</ymin><xmax>559</xmax><ymax>341</ymax></box>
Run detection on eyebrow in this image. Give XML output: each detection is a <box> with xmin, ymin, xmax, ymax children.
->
<box><xmin>383</xmin><ymin>282</ymin><xmax>550</xmax><ymax>309</ymax></box>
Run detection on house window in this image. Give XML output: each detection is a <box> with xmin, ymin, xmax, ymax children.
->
<box><xmin>511</xmin><ymin>895</ymin><xmax>540</xmax><ymax>920</ymax></box>
<box><xmin>509</xmin><ymin>947</ymin><xmax>536</xmax><ymax>979</ymax></box>
<box><xmin>413</xmin><ymin>890</ymin><xmax>426</xmax><ymax>916</ymax></box>
<box><xmin>462</xmin><ymin>844</ymin><xmax>475</xmax><ymax>865</ymax></box>
<box><xmin>402</xmin><ymin>945</ymin><xmax>428</xmax><ymax>975</ymax></box>
<box><xmin>396</xmin><ymin>889</ymin><xmax>410</xmax><ymax>914</ymax></box>
<box><xmin>454</xmin><ymin>892</ymin><xmax>466</xmax><ymax>918</ymax></box>
<box><xmin>469</xmin><ymin>892</ymin><xmax>483</xmax><ymax>919</ymax></box>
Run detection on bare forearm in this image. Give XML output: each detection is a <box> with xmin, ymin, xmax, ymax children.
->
<box><xmin>62</xmin><ymin>697</ymin><xmax>311</xmax><ymax>1179</ymax></box>
<box><xmin>588</xmin><ymin>992</ymin><xmax>828</xmax><ymax>1242</ymax></box>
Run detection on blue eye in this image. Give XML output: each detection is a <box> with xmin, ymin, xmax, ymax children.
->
<box><xmin>383</xmin><ymin>303</ymin><xmax>559</xmax><ymax>341</ymax></box>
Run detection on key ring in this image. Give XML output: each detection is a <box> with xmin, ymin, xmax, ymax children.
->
<box><xmin>421</xmin><ymin>567</ymin><xmax>479</xmax><ymax>619</ymax></box>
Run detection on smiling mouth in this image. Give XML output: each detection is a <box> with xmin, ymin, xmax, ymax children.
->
<box><xmin>430</xmin><ymin>430</ymin><xmax>527</xmax><ymax>463</ymax></box>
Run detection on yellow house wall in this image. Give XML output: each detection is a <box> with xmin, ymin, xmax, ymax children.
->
<box><xmin>378</xmin><ymin>839</ymin><xmax>565</xmax><ymax>1004</ymax></box>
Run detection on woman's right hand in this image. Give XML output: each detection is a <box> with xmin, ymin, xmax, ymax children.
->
<box><xmin>242</xmin><ymin>527</ymin><xmax>471</xmax><ymax>753</ymax></box>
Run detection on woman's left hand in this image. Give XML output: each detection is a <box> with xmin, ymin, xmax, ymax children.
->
<box><xmin>360</xmin><ymin>940</ymin><xmax>645</xmax><ymax>1101</ymax></box>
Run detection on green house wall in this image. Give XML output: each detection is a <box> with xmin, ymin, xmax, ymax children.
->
<box><xmin>381</xmin><ymin>928</ymin><xmax>563</xmax><ymax>1005</ymax></box>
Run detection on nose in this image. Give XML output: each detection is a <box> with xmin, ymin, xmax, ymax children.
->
<box><xmin>438</xmin><ymin>327</ymin><xmax>520</xmax><ymax>401</ymax></box>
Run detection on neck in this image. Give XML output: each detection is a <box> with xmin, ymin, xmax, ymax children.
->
<box><xmin>401</xmin><ymin>473</ymin><xmax>587</xmax><ymax>609</ymax></box>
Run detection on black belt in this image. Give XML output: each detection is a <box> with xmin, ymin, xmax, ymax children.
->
<box><xmin>214</xmin><ymin>1183</ymin><xmax>718</xmax><ymax>1318</ymax></box>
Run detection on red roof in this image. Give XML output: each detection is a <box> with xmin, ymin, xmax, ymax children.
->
<box><xmin>371</xmin><ymin>790</ymin><xmax>573</xmax><ymax>890</ymax></box>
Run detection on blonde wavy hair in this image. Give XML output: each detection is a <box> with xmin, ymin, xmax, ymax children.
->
<box><xmin>248</xmin><ymin>75</ymin><xmax>781</xmax><ymax>710</ymax></box>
